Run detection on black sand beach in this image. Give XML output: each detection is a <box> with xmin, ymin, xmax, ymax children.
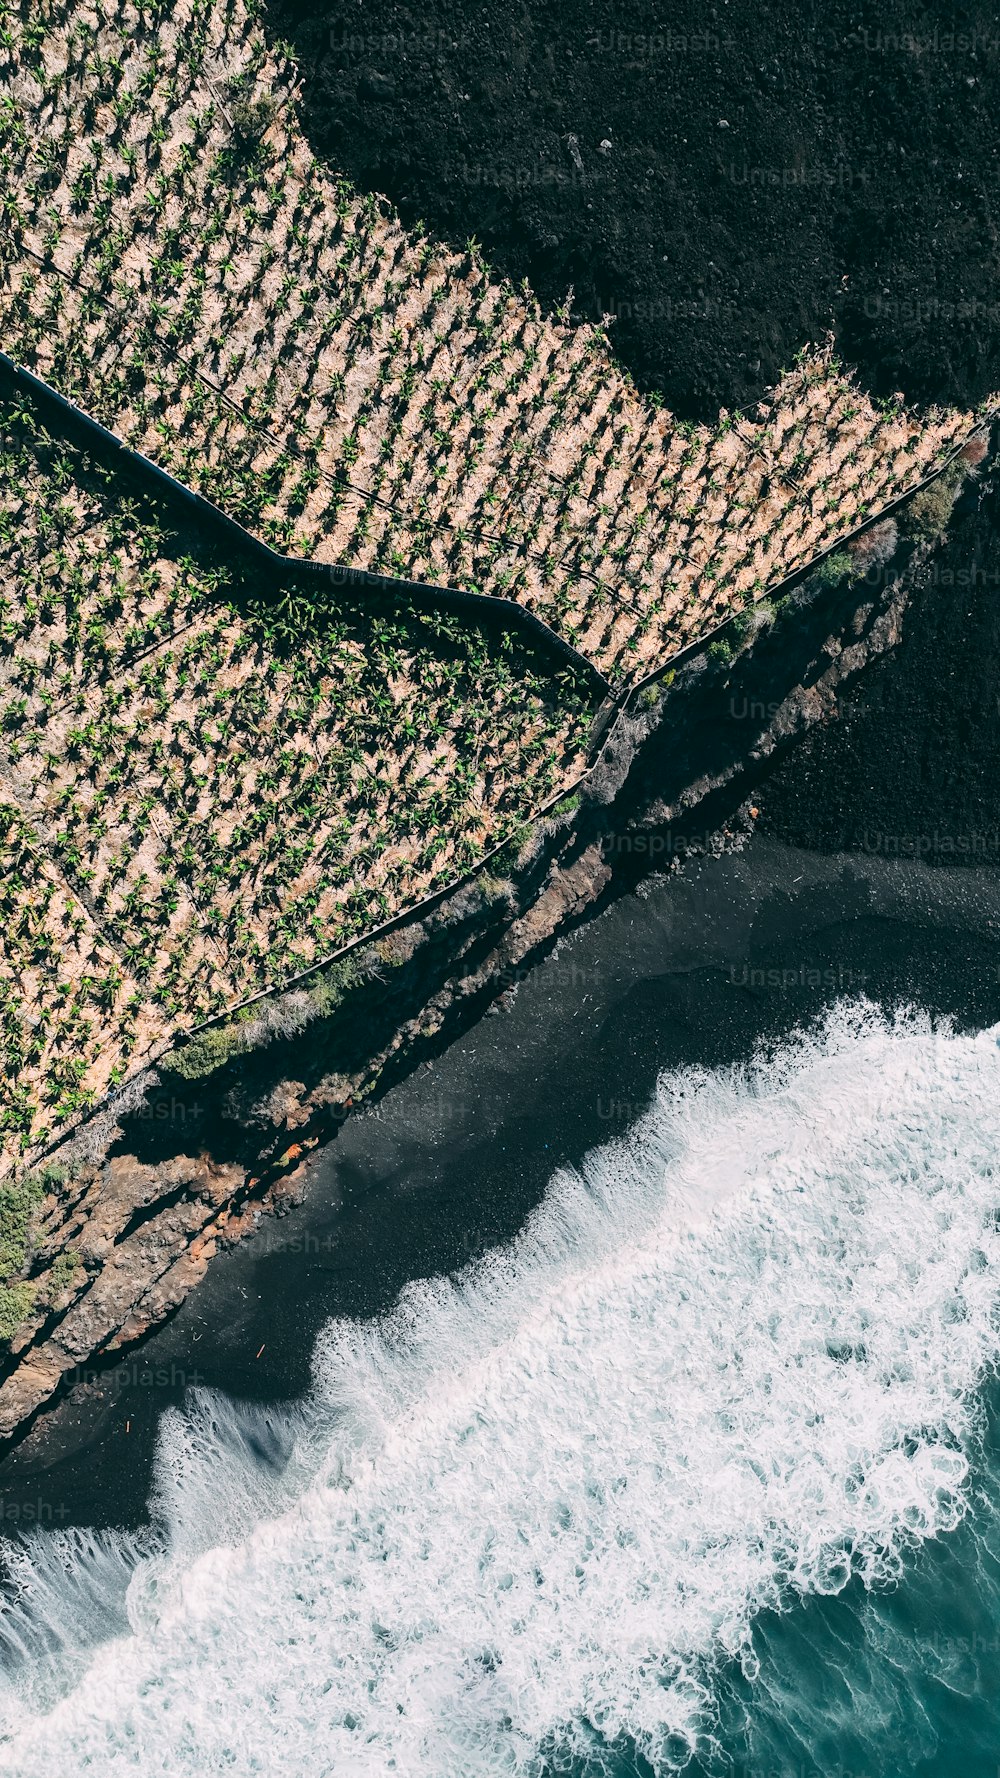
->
<box><xmin>6</xmin><ymin>409</ymin><xmax>1000</xmax><ymax>1532</ymax></box>
<box><xmin>3</xmin><ymin>831</ymin><xmax>1000</xmax><ymax>1533</ymax></box>
<box><xmin>5</xmin><ymin>0</ymin><xmax>1000</xmax><ymax>1550</ymax></box>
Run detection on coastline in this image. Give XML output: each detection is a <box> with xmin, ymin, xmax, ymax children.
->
<box><xmin>3</xmin><ymin>831</ymin><xmax>1000</xmax><ymax>1531</ymax></box>
<box><xmin>0</xmin><ymin>451</ymin><xmax>994</xmax><ymax>1485</ymax></box>
<box><xmin>6</xmin><ymin>0</ymin><xmax>1000</xmax><ymax>1767</ymax></box>
<box><xmin>0</xmin><ymin>503</ymin><xmax>939</xmax><ymax>1446</ymax></box>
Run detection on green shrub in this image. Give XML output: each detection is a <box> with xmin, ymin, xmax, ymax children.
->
<box><xmin>308</xmin><ymin>954</ymin><xmax>364</xmax><ymax>1018</ymax></box>
<box><xmin>167</xmin><ymin>1012</ymin><xmax>255</xmax><ymax>1081</ymax></box>
<box><xmin>707</xmin><ymin>636</ymin><xmax>734</xmax><ymax>664</ymax></box>
<box><xmin>0</xmin><ymin>1176</ymin><xmax>44</xmax><ymax>1279</ymax></box>
<box><xmin>0</xmin><ymin>1281</ymin><xmax>35</xmax><ymax>1343</ymax></box>
<box><xmin>46</xmin><ymin>1250</ymin><xmax>80</xmax><ymax>1299</ymax></box>
<box><xmin>812</xmin><ymin>550</ymin><xmax>852</xmax><ymax>588</ymax></box>
<box><xmin>476</xmin><ymin>872</ymin><xmax>515</xmax><ymax>905</ymax></box>
<box><xmin>36</xmin><ymin>1160</ymin><xmax>70</xmax><ymax>1189</ymax></box>
<box><xmin>230</xmin><ymin>94</ymin><xmax>279</xmax><ymax>141</ymax></box>
<box><xmin>499</xmin><ymin>820</ymin><xmax>534</xmax><ymax>862</ymax></box>
<box><xmin>906</xmin><ymin>472</ymin><xmax>961</xmax><ymax>541</ymax></box>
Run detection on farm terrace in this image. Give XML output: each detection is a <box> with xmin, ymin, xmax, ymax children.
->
<box><xmin>0</xmin><ymin>0</ymin><xmax>983</xmax><ymax>1182</ymax></box>
<box><xmin>0</xmin><ymin>390</ymin><xmax>595</xmax><ymax>1170</ymax></box>
<box><xmin>0</xmin><ymin>0</ymin><xmax>977</xmax><ymax>687</ymax></box>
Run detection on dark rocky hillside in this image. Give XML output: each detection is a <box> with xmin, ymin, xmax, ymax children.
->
<box><xmin>266</xmin><ymin>0</ymin><xmax>1000</xmax><ymax>856</ymax></box>
<box><xmin>268</xmin><ymin>0</ymin><xmax>1000</xmax><ymax>419</ymax></box>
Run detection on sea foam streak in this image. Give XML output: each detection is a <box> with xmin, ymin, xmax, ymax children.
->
<box><xmin>1</xmin><ymin>1004</ymin><xmax>999</xmax><ymax>1776</ymax></box>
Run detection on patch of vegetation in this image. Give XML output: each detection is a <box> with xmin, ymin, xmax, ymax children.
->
<box><xmin>308</xmin><ymin>953</ymin><xmax>366</xmax><ymax>1018</ymax></box>
<box><xmin>497</xmin><ymin>820</ymin><xmax>534</xmax><ymax>863</ymax></box>
<box><xmin>475</xmin><ymin>872</ymin><xmax>515</xmax><ymax>905</ymax></box>
<box><xmin>728</xmin><ymin>600</ymin><xmax>776</xmax><ymax>648</ymax></box>
<box><xmin>905</xmin><ymin>470</ymin><xmax>963</xmax><ymax>542</ymax></box>
<box><xmin>35</xmin><ymin>1160</ymin><xmax>72</xmax><ymax>1189</ymax></box>
<box><xmin>167</xmin><ymin>1007</ymin><xmax>259</xmax><ymax>1082</ymax></box>
<box><xmin>0</xmin><ymin>1173</ymin><xmax>44</xmax><ymax>1343</ymax></box>
<box><xmin>0</xmin><ymin>1282</ymin><xmax>36</xmax><ymax>1344</ymax></box>
<box><xmin>812</xmin><ymin>550</ymin><xmax>853</xmax><ymax>589</ymax></box>
<box><xmin>0</xmin><ymin>1175</ymin><xmax>44</xmax><ymax>1279</ymax></box>
<box><xmin>230</xmin><ymin>93</ymin><xmax>280</xmax><ymax>145</ymax></box>
<box><xmin>45</xmin><ymin>1249</ymin><xmax>80</xmax><ymax>1299</ymax></box>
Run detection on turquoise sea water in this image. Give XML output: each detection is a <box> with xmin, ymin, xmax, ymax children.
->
<box><xmin>1</xmin><ymin>1004</ymin><xmax>999</xmax><ymax>1776</ymax></box>
<box><xmin>685</xmin><ymin>1387</ymin><xmax>1000</xmax><ymax>1778</ymax></box>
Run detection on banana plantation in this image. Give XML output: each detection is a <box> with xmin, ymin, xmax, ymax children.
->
<box><xmin>0</xmin><ymin>388</ymin><xmax>595</xmax><ymax>1168</ymax></box>
<box><xmin>0</xmin><ymin>0</ymin><xmax>986</xmax><ymax>1179</ymax></box>
<box><xmin>0</xmin><ymin>0</ymin><xmax>978</xmax><ymax>684</ymax></box>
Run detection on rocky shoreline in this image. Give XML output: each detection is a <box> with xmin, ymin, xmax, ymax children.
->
<box><xmin>0</xmin><ymin>470</ymin><xmax>979</xmax><ymax>1449</ymax></box>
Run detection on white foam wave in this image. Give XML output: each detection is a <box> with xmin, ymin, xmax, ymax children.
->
<box><xmin>1</xmin><ymin>1003</ymin><xmax>999</xmax><ymax>1776</ymax></box>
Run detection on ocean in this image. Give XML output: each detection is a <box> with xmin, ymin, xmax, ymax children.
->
<box><xmin>1</xmin><ymin>956</ymin><xmax>999</xmax><ymax>1773</ymax></box>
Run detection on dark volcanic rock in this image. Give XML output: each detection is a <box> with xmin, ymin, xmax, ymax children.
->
<box><xmin>759</xmin><ymin>468</ymin><xmax>1000</xmax><ymax>860</ymax></box>
<box><xmin>262</xmin><ymin>0</ymin><xmax>1000</xmax><ymax>878</ymax></box>
<box><xmin>267</xmin><ymin>0</ymin><xmax>1000</xmax><ymax>419</ymax></box>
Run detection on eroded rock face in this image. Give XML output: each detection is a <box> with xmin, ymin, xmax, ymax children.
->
<box><xmin>0</xmin><ymin>1151</ymin><xmax>247</xmax><ymax>1436</ymax></box>
<box><xmin>223</xmin><ymin>1080</ymin><xmax>311</xmax><ymax>1131</ymax></box>
<box><xmin>505</xmin><ymin>844</ymin><xmax>612</xmax><ymax>956</ymax></box>
<box><xmin>0</xmin><ymin>544</ymin><xmax>953</xmax><ymax>1444</ymax></box>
